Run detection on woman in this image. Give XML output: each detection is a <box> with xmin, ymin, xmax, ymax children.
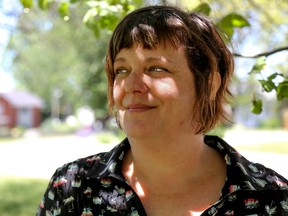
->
<box><xmin>37</xmin><ymin>6</ymin><xmax>288</xmax><ymax>216</ymax></box>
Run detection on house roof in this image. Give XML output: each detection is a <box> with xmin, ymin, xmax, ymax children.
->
<box><xmin>0</xmin><ymin>91</ymin><xmax>44</xmax><ymax>108</ymax></box>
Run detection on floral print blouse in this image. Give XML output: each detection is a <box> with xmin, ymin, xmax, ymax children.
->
<box><xmin>36</xmin><ymin>135</ymin><xmax>288</xmax><ymax>216</ymax></box>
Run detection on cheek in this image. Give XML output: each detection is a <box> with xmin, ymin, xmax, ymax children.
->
<box><xmin>158</xmin><ymin>81</ymin><xmax>174</xmax><ymax>91</ymax></box>
<box><xmin>113</xmin><ymin>81</ymin><xmax>123</xmax><ymax>105</ymax></box>
<box><xmin>153</xmin><ymin>79</ymin><xmax>179</xmax><ymax>98</ymax></box>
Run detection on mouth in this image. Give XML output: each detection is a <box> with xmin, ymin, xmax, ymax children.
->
<box><xmin>126</xmin><ymin>104</ymin><xmax>156</xmax><ymax>112</ymax></box>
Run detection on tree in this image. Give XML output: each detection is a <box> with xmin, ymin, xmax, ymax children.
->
<box><xmin>11</xmin><ymin>9</ymin><xmax>76</xmax><ymax>116</ymax></box>
<box><xmin>14</xmin><ymin>0</ymin><xmax>288</xmax><ymax>120</ymax></box>
<box><xmin>9</xmin><ymin>0</ymin><xmax>143</xmax><ymax>124</ymax></box>
<box><xmin>9</xmin><ymin>6</ymin><xmax>108</xmax><ymax>119</ymax></box>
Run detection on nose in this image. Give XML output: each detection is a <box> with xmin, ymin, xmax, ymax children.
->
<box><xmin>125</xmin><ymin>72</ymin><xmax>147</xmax><ymax>94</ymax></box>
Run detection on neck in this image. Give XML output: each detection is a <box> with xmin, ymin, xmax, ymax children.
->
<box><xmin>123</xmin><ymin>134</ymin><xmax>216</xmax><ymax>190</ymax></box>
<box><xmin>122</xmin><ymin>134</ymin><xmax>227</xmax><ymax>215</ymax></box>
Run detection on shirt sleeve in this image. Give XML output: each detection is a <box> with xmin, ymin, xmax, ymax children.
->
<box><xmin>36</xmin><ymin>168</ymin><xmax>66</xmax><ymax>216</ymax></box>
<box><xmin>35</xmin><ymin>152</ymin><xmax>109</xmax><ymax>216</ymax></box>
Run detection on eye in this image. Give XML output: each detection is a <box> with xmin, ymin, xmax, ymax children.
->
<box><xmin>114</xmin><ymin>67</ymin><xmax>129</xmax><ymax>75</ymax></box>
<box><xmin>149</xmin><ymin>66</ymin><xmax>169</xmax><ymax>73</ymax></box>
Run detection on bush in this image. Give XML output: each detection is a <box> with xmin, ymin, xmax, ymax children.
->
<box><xmin>258</xmin><ymin>117</ymin><xmax>281</xmax><ymax>129</ymax></box>
<box><xmin>95</xmin><ymin>130</ymin><xmax>123</xmax><ymax>143</ymax></box>
<box><xmin>0</xmin><ymin>126</ymin><xmax>25</xmax><ymax>139</ymax></box>
<box><xmin>208</xmin><ymin>125</ymin><xmax>227</xmax><ymax>138</ymax></box>
<box><xmin>40</xmin><ymin>118</ymin><xmax>82</xmax><ymax>135</ymax></box>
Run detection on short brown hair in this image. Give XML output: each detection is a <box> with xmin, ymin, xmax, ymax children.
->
<box><xmin>105</xmin><ymin>5</ymin><xmax>234</xmax><ymax>134</ymax></box>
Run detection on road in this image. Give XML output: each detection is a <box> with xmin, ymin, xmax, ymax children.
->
<box><xmin>0</xmin><ymin>134</ymin><xmax>287</xmax><ymax>179</ymax></box>
<box><xmin>0</xmin><ymin>135</ymin><xmax>117</xmax><ymax>179</ymax></box>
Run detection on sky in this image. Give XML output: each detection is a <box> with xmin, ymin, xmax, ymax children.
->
<box><xmin>0</xmin><ymin>0</ymin><xmax>20</xmax><ymax>93</ymax></box>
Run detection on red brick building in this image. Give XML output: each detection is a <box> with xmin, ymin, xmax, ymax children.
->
<box><xmin>0</xmin><ymin>92</ymin><xmax>44</xmax><ymax>128</ymax></box>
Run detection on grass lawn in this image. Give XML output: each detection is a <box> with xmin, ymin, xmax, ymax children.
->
<box><xmin>0</xmin><ymin>176</ymin><xmax>49</xmax><ymax>216</ymax></box>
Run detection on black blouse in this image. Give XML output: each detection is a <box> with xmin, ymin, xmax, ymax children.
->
<box><xmin>36</xmin><ymin>136</ymin><xmax>288</xmax><ymax>216</ymax></box>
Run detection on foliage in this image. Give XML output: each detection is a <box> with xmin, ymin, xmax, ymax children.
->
<box><xmin>0</xmin><ymin>176</ymin><xmax>48</xmax><ymax>216</ymax></box>
<box><xmin>19</xmin><ymin>0</ymin><xmax>142</xmax><ymax>36</ymax></box>
<box><xmin>259</xmin><ymin>117</ymin><xmax>282</xmax><ymax>129</ymax></box>
<box><xmin>9</xmin><ymin>0</ymin><xmax>143</xmax><ymax>121</ymax></box>
<box><xmin>10</xmin><ymin>8</ymin><xmax>88</xmax><ymax>115</ymax></box>
<box><xmin>40</xmin><ymin>118</ymin><xmax>82</xmax><ymax>135</ymax></box>
<box><xmin>207</xmin><ymin>125</ymin><xmax>226</xmax><ymax>138</ymax></box>
<box><xmin>237</xmin><ymin>142</ymin><xmax>288</xmax><ymax>154</ymax></box>
<box><xmin>251</xmin><ymin>97</ymin><xmax>263</xmax><ymax>115</ymax></box>
<box><xmin>217</xmin><ymin>13</ymin><xmax>250</xmax><ymax>41</ymax></box>
<box><xmin>9</xmin><ymin>6</ymin><xmax>109</xmax><ymax>118</ymax></box>
<box><xmin>14</xmin><ymin>0</ymin><xmax>288</xmax><ymax>118</ymax></box>
<box><xmin>248</xmin><ymin>58</ymin><xmax>288</xmax><ymax>113</ymax></box>
<box><xmin>95</xmin><ymin>130</ymin><xmax>123</xmax><ymax>143</ymax></box>
<box><xmin>0</xmin><ymin>126</ymin><xmax>25</xmax><ymax>138</ymax></box>
<box><xmin>207</xmin><ymin>0</ymin><xmax>288</xmax><ymax>115</ymax></box>
<box><xmin>196</xmin><ymin>2</ymin><xmax>288</xmax><ymax>115</ymax></box>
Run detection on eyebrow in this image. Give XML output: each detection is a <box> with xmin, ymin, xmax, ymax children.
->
<box><xmin>114</xmin><ymin>56</ymin><xmax>175</xmax><ymax>64</ymax></box>
<box><xmin>114</xmin><ymin>57</ymin><xmax>126</xmax><ymax>64</ymax></box>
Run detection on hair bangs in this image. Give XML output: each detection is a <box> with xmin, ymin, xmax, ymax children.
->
<box><xmin>110</xmin><ymin>13</ymin><xmax>186</xmax><ymax>62</ymax></box>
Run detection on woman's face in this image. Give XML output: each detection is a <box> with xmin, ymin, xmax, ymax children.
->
<box><xmin>113</xmin><ymin>42</ymin><xmax>197</xmax><ymax>139</ymax></box>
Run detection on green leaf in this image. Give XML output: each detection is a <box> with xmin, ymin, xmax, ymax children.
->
<box><xmin>217</xmin><ymin>13</ymin><xmax>250</xmax><ymax>41</ymax></box>
<box><xmin>276</xmin><ymin>82</ymin><xmax>288</xmax><ymax>100</ymax></box>
<box><xmin>267</xmin><ymin>72</ymin><xmax>281</xmax><ymax>81</ymax></box>
<box><xmin>20</xmin><ymin>0</ymin><xmax>33</xmax><ymax>8</ymax></box>
<box><xmin>193</xmin><ymin>3</ymin><xmax>211</xmax><ymax>16</ymax></box>
<box><xmin>58</xmin><ymin>2</ymin><xmax>70</xmax><ymax>19</ymax></box>
<box><xmin>258</xmin><ymin>79</ymin><xmax>276</xmax><ymax>92</ymax></box>
<box><xmin>83</xmin><ymin>8</ymin><xmax>98</xmax><ymax>29</ymax></box>
<box><xmin>220</xmin><ymin>13</ymin><xmax>250</xmax><ymax>28</ymax></box>
<box><xmin>248</xmin><ymin>56</ymin><xmax>266</xmax><ymax>74</ymax></box>
<box><xmin>83</xmin><ymin>2</ymin><xmax>125</xmax><ymax>36</ymax></box>
<box><xmin>251</xmin><ymin>98</ymin><xmax>263</xmax><ymax>114</ymax></box>
<box><xmin>38</xmin><ymin>0</ymin><xmax>54</xmax><ymax>10</ymax></box>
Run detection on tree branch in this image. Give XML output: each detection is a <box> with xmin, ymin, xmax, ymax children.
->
<box><xmin>233</xmin><ymin>46</ymin><xmax>288</xmax><ymax>58</ymax></box>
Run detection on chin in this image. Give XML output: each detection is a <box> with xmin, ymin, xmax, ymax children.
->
<box><xmin>123</xmin><ymin>125</ymin><xmax>154</xmax><ymax>139</ymax></box>
<box><xmin>124</xmin><ymin>129</ymin><xmax>149</xmax><ymax>138</ymax></box>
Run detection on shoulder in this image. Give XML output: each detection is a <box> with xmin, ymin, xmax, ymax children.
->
<box><xmin>55</xmin><ymin>142</ymin><xmax>125</xmax><ymax>180</ymax></box>
<box><xmin>52</xmin><ymin>139</ymin><xmax>129</xmax><ymax>181</ymax></box>
<box><xmin>53</xmin><ymin>151</ymin><xmax>106</xmax><ymax>179</ymax></box>
<box><xmin>205</xmin><ymin>135</ymin><xmax>288</xmax><ymax>190</ymax></box>
<box><xmin>204</xmin><ymin>136</ymin><xmax>288</xmax><ymax>215</ymax></box>
<box><xmin>36</xmin><ymin>139</ymin><xmax>131</xmax><ymax>215</ymax></box>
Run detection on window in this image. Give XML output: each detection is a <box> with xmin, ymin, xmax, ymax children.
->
<box><xmin>0</xmin><ymin>103</ymin><xmax>4</xmax><ymax>114</ymax></box>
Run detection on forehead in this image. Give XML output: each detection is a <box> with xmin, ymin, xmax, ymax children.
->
<box><xmin>114</xmin><ymin>42</ymin><xmax>186</xmax><ymax>63</ymax></box>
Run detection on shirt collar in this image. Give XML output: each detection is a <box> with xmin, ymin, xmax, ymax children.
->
<box><xmin>87</xmin><ymin>135</ymin><xmax>287</xmax><ymax>191</ymax></box>
<box><xmin>86</xmin><ymin>138</ymin><xmax>130</xmax><ymax>180</ymax></box>
<box><xmin>87</xmin><ymin>135</ymin><xmax>233</xmax><ymax>180</ymax></box>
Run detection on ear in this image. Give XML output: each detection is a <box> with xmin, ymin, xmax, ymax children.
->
<box><xmin>209</xmin><ymin>72</ymin><xmax>221</xmax><ymax>101</ymax></box>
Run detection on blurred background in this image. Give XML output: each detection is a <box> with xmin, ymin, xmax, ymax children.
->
<box><xmin>0</xmin><ymin>0</ymin><xmax>288</xmax><ymax>215</ymax></box>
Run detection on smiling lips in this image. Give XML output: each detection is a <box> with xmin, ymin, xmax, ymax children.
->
<box><xmin>126</xmin><ymin>104</ymin><xmax>156</xmax><ymax>112</ymax></box>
